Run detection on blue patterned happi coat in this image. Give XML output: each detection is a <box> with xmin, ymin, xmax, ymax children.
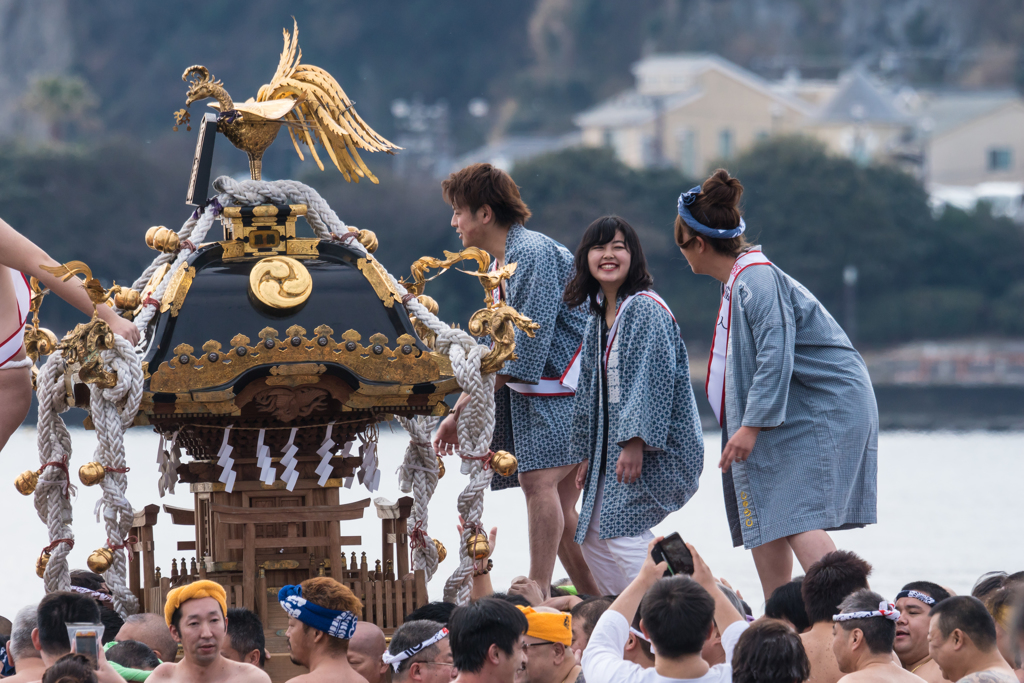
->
<box><xmin>572</xmin><ymin>294</ymin><xmax>704</xmax><ymax>542</ymax></box>
<box><xmin>722</xmin><ymin>263</ymin><xmax>878</xmax><ymax>549</ymax></box>
<box><xmin>490</xmin><ymin>224</ymin><xmax>588</xmax><ymax>490</ymax></box>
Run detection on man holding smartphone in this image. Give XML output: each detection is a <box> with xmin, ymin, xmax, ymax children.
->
<box><xmin>581</xmin><ymin>538</ymin><xmax>747</xmax><ymax>683</ymax></box>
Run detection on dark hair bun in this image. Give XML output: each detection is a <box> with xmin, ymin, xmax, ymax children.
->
<box><xmin>693</xmin><ymin>168</ymin><xmax>743</xmax><ymax>230</ymax></box>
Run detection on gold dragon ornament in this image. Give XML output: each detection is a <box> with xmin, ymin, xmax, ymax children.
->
<box><xmin>402</xmin><ymin>248</ymin><xmax>540</xmax><ymax>374</ymax></box>
<box><xmin>174</xmin><ymin>20</ymin><xmax>399</xmax><ymax>182</ymax></box>
<box><xmin>38</xmin><ymin>261</ymin><xmax>133</xmax><ymax>389</ymax></box>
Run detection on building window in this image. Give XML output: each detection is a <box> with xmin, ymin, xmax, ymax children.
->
<box><xmin>718</xmin><ymin>129</ymin><xmax>734</xmax><ymax>160</ymax></box>
<box><xmin>988</xmin><ymin>147</ymin><xmax>1012</xmax><ymax>171</ymax></box>
<box><xmin>677</xmin><ymin>128</ymin><xmax>697</xmax><ymax>176</ymax></box>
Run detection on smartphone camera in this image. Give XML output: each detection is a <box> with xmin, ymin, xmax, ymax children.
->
<box><xmin>66</xmin><ymin>622</ymin><xmax>105</xmax><ymax>669</ymax></box>
<box><xmin>651</xmin><ymin>532</ymin><xmax>695</xmax><ymax>576</ymax></box>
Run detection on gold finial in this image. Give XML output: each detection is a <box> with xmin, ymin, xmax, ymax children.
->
<box><xmin>177</xmin><ymin>21</ymin><xmax>399</xmax><ymax>182</ymax></box>
<box><xmin>433</xmin><ymin>539</ymin><xmax>447</xmax><ymax>563</ymax></box>
<box><xmin>436</xmin><ymin>456</ymin><xmax>445</xmax><ymax>479</ymax></box>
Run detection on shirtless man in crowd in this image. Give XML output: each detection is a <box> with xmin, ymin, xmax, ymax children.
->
<box><xmin>148</xmin><ymin>580</ymin><xmax>269</xmax><ymax>683</ymax></box>
<box><xmin>280</xmin><ymin>577</ymin><xmax>366</xmax><ymax>683</ymax></box>
<box><xmin>832</xmin><ymin>590</ymin><xmax>923</xmax><ymax>683</ymax></box>
<box><xmin>894</xmin><ymin>583</ymin><xmax>952</xmax><ymax>683</ymax></box>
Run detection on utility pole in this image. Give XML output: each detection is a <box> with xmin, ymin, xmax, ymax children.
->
<box><xmin>843</xmin><ymin>265</ymin><xmax>858</xmax><ymax>345</ymax></box>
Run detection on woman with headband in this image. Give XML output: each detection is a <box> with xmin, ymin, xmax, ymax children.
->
<box><xmin>674</xmin><ymin>169</ymin><xmax>877</xmax><ymax>601</ymax></box>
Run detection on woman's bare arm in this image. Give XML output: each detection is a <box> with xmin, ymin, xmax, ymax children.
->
<box><xmin>0</xmin><ymin>218</ymin><xmax>140</xmax><ymax>344</ymax></box>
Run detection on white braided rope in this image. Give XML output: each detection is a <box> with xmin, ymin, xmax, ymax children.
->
<box><xmin>1</xmin><ymin>358</ymin><xmax>33</xmax><ymax>369</ymax></box>
<box><xmin>89</xmin><ymin>335</ymin><xmax>143</xmax><ymax>617</ymax></box>
<box><xmin>34</xmin><ymin>351</ymin><xmax>75</xmax><ymax>594</ymax></box>
<box><xmin>397</xmin><ymin>415</ymin><xmax>440</xmax><ymax>580</ymax></box>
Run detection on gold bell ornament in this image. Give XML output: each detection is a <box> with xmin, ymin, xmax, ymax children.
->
<box><xmin>357</xmin><ymin>229</ymin><xmax>378</xmax><ymax>253</ymax></box>
<box><xmin>78</xmin><ymin>462</ymin><xmax>106</xmax><ymax>487</ymax></box>
<box><xmin>87</xmin><ymin>547</ymin><xmax>114</xmax><ymax>574</ymax></box>
<box><xmin>36</xmin><ymin>553</ymin><xmax>50</xmax><ymax>578</ymax></box>
<box><xmin>467</xmin><ymin>532</ymin><xmax>491</xmax><ymax>560</ymax></box>
<box><xmin>15</xmin><ymin>469</ymin><xmax>39</xmax><ymax>496</ymax></box>
<box><xmin>436</xmin><ymin>456</ymin><xmax>445</xmax><ymax>479</ymax></box>
<box><xmin>147</xmin><ymin>227</ymin><xmax>180</xmax><ymax>254</ymax></box>
<box><xmin>417</xmin><ymin>295</ymin><xmax>439</xmax><ymax>315</ymax></box>
<box><xmin>490</xmin><ymin>450</ymin><xmax>518</xmax><ymax>478</ymax></box>
<box><xmin>113</xmin><ymin>288</ymin><xmax>141</xmax><ymax>311</ymax></box>
<box><xmin>433</xmin><ymin>538</ymin><xmax>447</xmax><ymax>563</ymax></box>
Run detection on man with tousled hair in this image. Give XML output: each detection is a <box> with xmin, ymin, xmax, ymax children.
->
<box><xmin>929</xmin><ymin>596</ymin><xmax>1017</xmax><ymax>683</ymax></box>
<box><xmin>149</xmin><ymin>579</ymin><xmax>269</xmax><ymax>683</ymax></box>
<box><xmin>570</xmin><ymin>597</ymin><xmax>611</xmax><ymax>657</ymax></box>
<box><xmin>347</xmin><ymin>621</ymin><xmax>388</xmax><ymax>683</ymax></box>
<box><xmin>222</xmin><ymin>608</ymin><xmax>267</xmax><ymax>668</ymax></box>
<box><xmin>386</xmin><ymin>619</ymin><xmax>453</xmax><ymax>683</ymax></box>
<box><xmin>831</xmin><ymin>589</ymin><xmax>921</xmax><ymax>683</ymax></box>
<box><xmin>3</xmin><ymin>605</ymin><xmax>45</xmax><ymax>683</ymax></box>
<box><xmin>800</xmin><ymin>550</ymin><xmax>873</xmax><ymax>683</ymax></box>
<box><xmin>433</xmin><ymin>162</ymin><xmax>597</xmax><ymax>599</ymax></box>
<box><xmin>116</xmin><ymin>612</ymin><xmax>179</xmax><ymax>665</ymax></box>
<box><xmin>448</xmin><ymin>597</ymin><xmax>528</xmax><ymax>683</ymax></box>
<box><xmin>984</xmin><ymin>585</ymin><xmax>1024</xmax><ymax>680</ymax></box>
<box><xmin>106</xmin><ymin>639</ymin><xmax>162</xmax><ymax>671</ymax></box>
<box><xmin>624</xmin><ymin>608</ymin><xmax>654</xmax><ymax>669</ymax></box>
<box><xmin>582</xmin><ymin>538</ymin><xmax>747</xmax><ymax>683</ymax></box>
<box><xmin>280</xmin><ymin>577</ymin><xmax>364</xmax><ymax>683</ymax></box>
<box><xmin>893</xmin><ymin>581</ymin><xmax>953</xmax><ymax>683</ymax></box>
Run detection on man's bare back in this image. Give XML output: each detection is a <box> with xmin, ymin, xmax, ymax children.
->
<box><xmin>838</xmin><ymin>661</ymin><xmax>926</xmax><ymax>683</ymax></box>
<box><xmin>804</xmin><ymin>625</ymin><xmax>844</xmax><ymax>683</ymax></box>
<box><xmin>953</xmin><ymin>670</ymin><xmax>1020</xmax><ymax>683</ymax></box>
<box><xmin>148</xmin><ymin>655</ymin><xmax>270</xmax><ymax>683</ymax></box>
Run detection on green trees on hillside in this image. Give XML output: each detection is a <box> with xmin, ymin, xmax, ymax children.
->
<box><xmin>515</xmin><ymin>138</ymin><xmax>1024</xmax><ymax>346</ymax></box>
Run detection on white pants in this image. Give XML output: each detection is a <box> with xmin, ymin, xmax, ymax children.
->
<box><xmin>580</xmin><ymin>474</ymin><xmax>654</xmax><ymax>595</ymax></box>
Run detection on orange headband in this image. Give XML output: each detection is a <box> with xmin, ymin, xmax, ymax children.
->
<box><xmin>517</xmin><ymin>606</ymin><xmax>571</xmax><ymax>646</ymax></box>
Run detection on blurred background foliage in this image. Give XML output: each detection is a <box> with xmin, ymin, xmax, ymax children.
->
<box><xmin>4</xmin><ymin>0</ymin><xmax>1024</xmax><ymax>348</ymax></box>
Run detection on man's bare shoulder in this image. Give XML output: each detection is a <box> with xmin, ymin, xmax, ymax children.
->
<box><xmin>915</xmin><ymin>659</ymin><xmax>951</xmax><ymax>683</ymax></box>
<box><xmin>955</xmin><ymin>670</ymin><xmax>1018</xmax><ymax>683</ymax></box>
<box><xmin>840</xmin><ymin>663</ymin><xmax>927</xmax><ymax>683</ymax></box>
<box><xmin>285</xmin><ymin>668</ymin><xmax>367</xmax><ymax>683</ymax></box>
<box><xmin>145</xmin><ymin>662</ymin><xmax>181</xmax><ymax>681</ymax></box>
<box><xmin>227</xmin><ymin>659</ymin><xmax>272</xmax><ymax>683</ymax></box>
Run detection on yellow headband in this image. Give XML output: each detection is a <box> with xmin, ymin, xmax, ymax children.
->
<box><xmin>517</xmin><ymin>606</ymin><xmax>572</xmax><ymax>646</ymax></box>
<box><xmin>164</xmin><ymin>580</ymin><xmax>228</xmax><ymax>628</ymax></box>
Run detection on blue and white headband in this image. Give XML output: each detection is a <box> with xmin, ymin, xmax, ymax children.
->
<box><xmin>895</xmin><ymin>590</ymin><xmax>936</xmax><ymax>606</ymax></box>
<box><xmin>833</xmin><ymin>601</ymin><xmax>901</xmax><ymax>622</ymax></box>
<box><xmin>382</xmin><ymin>627</ymin><xmax>449</xmax><ymax>672</ymax></box>
<box><xmin>677</xmin><ymin>185</ymin><xmax>746</xmax><ymax>239</ymax></box>
<box><xmin>278</xmin><ymin>585</ymin><xmax>358</xmax><ymax>639</ymax></box>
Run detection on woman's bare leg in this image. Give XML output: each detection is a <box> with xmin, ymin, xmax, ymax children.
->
<box><xmin>751</xmin><ymin>537</ymin><xmax>795</xmax><ymax>603</ymax></box>
<box><xmin>788</xmin><ymin>529</ymin><xmax>837</xmax><ymax>572</ymax></box>
<box><xmin>0</xmin><ymin>358</ymin><xmax>32</xmax><ymax>452</ymax></box>
<box><xmin>556</xmin><ymin>466</ymin><xmax>600</xmax><ymax>596</ymax></box>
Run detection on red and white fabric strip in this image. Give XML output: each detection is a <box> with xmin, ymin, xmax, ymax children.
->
<box><xmin>0</xmin><ymin>270</ymin><xmax>31</xmax><ymax>367</ymax></box>
<box><xmin>561</xmin><ymin>290</ymin><xmax>674</xmax><ymax>393</ymax></box>
<box><xmin>705</xmin><ymin>250</ymin><xmax>773</xmax><ymax>426</ymax></box>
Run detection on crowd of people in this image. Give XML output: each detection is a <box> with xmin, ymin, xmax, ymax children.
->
<box><xmin>0</xmin><ymin>552</ymin><xmax>1021</xmax><ymax>683</ymax></box>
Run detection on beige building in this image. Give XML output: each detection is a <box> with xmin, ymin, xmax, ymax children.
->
<box><xmin>915</xmin><ymin>91</ymin><xmax>1024</xmax><ymax>186</ymax></box>
<box><xmin>574</xmin><ymin>54</ymin><xmax>811</xmax><ymax>175</ymax></box>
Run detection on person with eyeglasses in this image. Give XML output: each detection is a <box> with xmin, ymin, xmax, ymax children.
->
<box><xmin>515</xmin><ymin>606</ymin><xmax>581</xmax><ymax>683</ymax></box>
<box><xmin>385</xmin><ymin>620</ymin><xmax>455</xmax><ymax>683</ymax></box>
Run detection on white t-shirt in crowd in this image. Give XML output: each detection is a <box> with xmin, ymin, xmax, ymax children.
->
<box><xmin>581</xmin><ymin>610</ymin><xmax>748</xmax><ymax>683</ymax></box>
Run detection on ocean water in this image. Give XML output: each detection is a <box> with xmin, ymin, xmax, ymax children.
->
<box><xmin>1</xmin><ymin>426</ymin><xmax>1021</xmax><ymax>620</ymax></box>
